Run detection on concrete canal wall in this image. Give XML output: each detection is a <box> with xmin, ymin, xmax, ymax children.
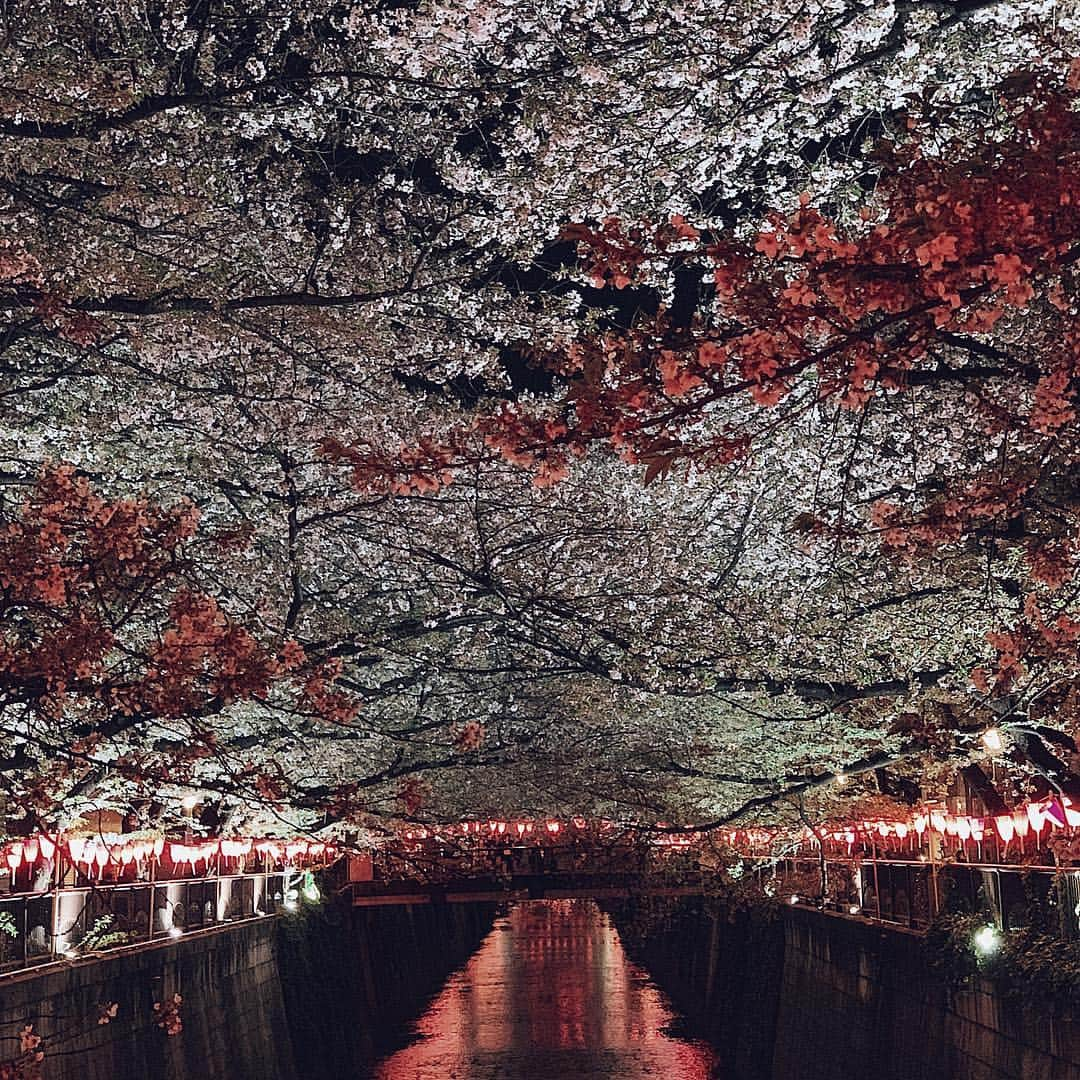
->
<box><xmin>610</xmin><ymin>899</ymin><xmax>1080</xmax><ymax>1080</ymax></box>
<box><xmin>0</xmin><ymin>902</ymin><xmax>497</xmax><ymax>1080</ymax></box>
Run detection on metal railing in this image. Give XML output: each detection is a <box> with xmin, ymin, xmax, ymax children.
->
<box><xmin>766</xmin><ymin>854</ymin><xmax>1080</xmax><ymax>937</ymax></box>
<box><xmin>0</xmin><ymin>870</ymin><xmax>307</xmax><ymax>976</ymax></box>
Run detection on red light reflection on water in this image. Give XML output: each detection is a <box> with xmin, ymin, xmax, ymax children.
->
<box><xmin>370</xmin><ymin>899</ymin><xmax>716</xmax><ymax>1079</ymax></box>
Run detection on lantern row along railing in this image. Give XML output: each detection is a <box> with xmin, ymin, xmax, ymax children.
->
<box><xmin>390</xmin><ymin>799</ymin><xmax>1080</xmax><ymax>867</ymax></box>
<box><xmin>670</xmin><ymin>794</ymin><xmax>1080</xmax><ymax>866</ymax></box>
<box><xmin>0</xmin><ymin>832</ymin><xmax>340</xmax><ymax>978</ymax></box>
<box><xmin>1</xmin><ymin>832</ymin><xmax>339</xmax><ymax>885</ymax></box>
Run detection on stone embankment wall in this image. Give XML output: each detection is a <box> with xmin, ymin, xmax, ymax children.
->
<box><xmin>0</xmin><ymin>902</ymin><xmax>497</xmax><ymax>1080</ymax></box>
<box><xmin>610</xmin><ymin>899</ymin><xmax>1080</xmax><ymax>1080</ymax></box>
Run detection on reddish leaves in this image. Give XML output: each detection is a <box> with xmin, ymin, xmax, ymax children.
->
<box><xmin>0</xmin><ymin>467</ymin><xmax>360</xmax><ymax>812</ymax></box>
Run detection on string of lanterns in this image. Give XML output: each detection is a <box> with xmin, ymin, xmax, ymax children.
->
<box><xmin>404</xmin><ymin>819</ymin><xmax>569</xmax><ymax>841</ymax></box>
<box><xmin>1</xmin><ymin>832</ymin><xmax>338</xmax><ymax>879</ymax></box>
<box><xmin>400</xmin><ymin>797</ymin><xmax>1080</xmax><ymax>862</ymax></box>
<box><xmin>711</xmin><ymin>794</ymin><xmax>1080</xmax><ymax>859</ymax></box>
<box><xmin>9</xmin><ymin>794</ymin><xmax>1074</xmax><ymax>878</ymax></box>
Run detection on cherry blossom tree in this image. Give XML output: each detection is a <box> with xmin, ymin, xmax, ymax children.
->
<box><xmin>1</xmin><ymin>1</ymin><xmax>1079</xmax><ymax>832</ymax></box>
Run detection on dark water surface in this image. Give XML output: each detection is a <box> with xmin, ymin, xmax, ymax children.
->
<box><xmin>367</xmin><ymin>899</ymin><xmax>717</xmax><ymax>1079</ymax></box>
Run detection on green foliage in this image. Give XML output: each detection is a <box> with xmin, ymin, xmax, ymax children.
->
<box><xmin>0</xmin><ymin>910</ymin><xmax>17</xmax><ymax>938</ymax></box>
<box><xmin>78</xmin><ymin>914</ymin><xmax>130</xmax><ymax>953</ymax></box>
<box><xmin>926</xmin><ymin>905</ymin><xmax>1080</xmax><ymax>1008</ymax></box>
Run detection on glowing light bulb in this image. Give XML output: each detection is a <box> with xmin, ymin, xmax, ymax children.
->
<box><xmin>973</xmin><ymin>925</ymin><xmax>1001</xmax><ymax>956</ymax></box>
<box><xmin>981</xmin><ymin>728</ymin><xmax>1004</xmax><ymax>754</ymax></box>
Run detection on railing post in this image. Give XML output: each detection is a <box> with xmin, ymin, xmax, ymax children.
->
<box><xmin>148</xmin><ymin>851</ymin><xmax>157</xmax><ymax>940</ymax></box>
<box><xmin>928</xmin><ymin>829</ymin><xmax>940</xmax><ymax>920</ymax></box>
<box><xmin>49</xmin><ymin>841</ymin><xmax>62</xmax><ymax>958</ymax></box>
<box><xmin>870</xmin><ymin>837</ymin><xmax>882</xmax><ymax>921</ymax></box>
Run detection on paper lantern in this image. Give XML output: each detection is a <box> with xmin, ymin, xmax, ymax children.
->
<box><xmin>1063</xmin><ymin>798</ymin><xmax>1080</xmax><ymax>828</ymax></box>
<box><xmin>930</xmin><ymin>812</ymin><xmax>946</xmax><ymax>834</ymax></box>
<box><xmin>1043</xmin><ymin>800</ymin><xmax>1067</xmax><ymax>829</ymax></box>
<box><xmin>546</xmin><ymin>821</ymin><xmax>561</xmax><ymax>834</ymax></box>
<box><xmin>913</xmin><ymin>815</ymin><xmax>927</xmax><ymax>837</ymax></box>
<box><xmin>995</xmin><ymin>814</ymin><xmax>1014</xmax><ymax>844</ymax></box>
<box><xmin>68</xmin><ymin>837</ymin><xmax>87</xmax><ymax>864</ymax></box>
<box><xmin>896</xmin><ymin>823</ymin><xmax>909</xmax><ymax>840</ymax></box>
<box><xmin>516</xmin><ymin>822</ymin><xmax>526</xmax><ymax>836</ymax></box>
<box><xmin>5</xmin><ymin>843</ymin><xmax>22</xmax><ymax>873</ymax></box>
<box><xmin>956</xmin><ymin>817</ymin><xmax>971</xmax><ymax>842</ymax></box>
<box><xmin>969</xmin><ymin>818</ymin><xmax>985</xmax><ymax>842</ymax></box>
<box><xmin>23</xmin><ymin>836</ymin><xmax>39</xmax><ymax>864</ymax></box>
<box><xmin>1027</xmin><ymin>802</ymin><xmax>1047</xmax><ymax>834</ymax></box>
<box><xmin>1013</xmin><ymin>810</ymin><xmax>1030</xmax><ymax>839</ymax></box>
<box><xmin>38</xmin><ymin>835</ymin><xmax>55</xmax><ymax>861</ymax></box>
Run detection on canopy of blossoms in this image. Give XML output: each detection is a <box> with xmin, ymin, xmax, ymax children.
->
<box><xmin>0</xmin><ymin>1</ymin><xmax>1079</xmax><ymax>842</ymax></box>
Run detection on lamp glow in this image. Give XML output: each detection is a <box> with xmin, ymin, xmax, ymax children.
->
<box><xmin>973</xmin><ymin>925</ymin><xmax>1001</xmax><ymax>956</ymax></box>
<box><xmin>982</xmin><ymin>728</ymin><xmax>1004</xmax><ymax>754</ymax></box>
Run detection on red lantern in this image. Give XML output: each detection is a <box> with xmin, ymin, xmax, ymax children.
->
<box><xmin>23</xmin><ymin>836</ymin><xmax>39</xmax><ymax>864</ymax></box>
<box><xmin>5</xmin><ymin>843</ymin><xmax>22</xmax><ymax>873</ymax></box>
<box><xmin>1044</xmin><ymin>800</ymin><xmax>1067</xmax><ymax>830</ymax></box>
<box><xmin>995</xmin><ymin>814</ymin><xmax>1014</xmax><ymax>844</ymax></box>
<box><xmin>38</xmin><ymin>835</ymin><xmax>55</xmax><ymax>861</ymax></box>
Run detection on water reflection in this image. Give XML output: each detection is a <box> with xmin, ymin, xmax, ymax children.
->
<box><xmin>368</xmin><ymin>899</ymin><xmax>716</xmax><ymax>1079</ymax></box>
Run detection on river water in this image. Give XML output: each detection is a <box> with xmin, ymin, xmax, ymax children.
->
<box><xmin>367</xmin><ymin>898</ymin><xmax>716</xmax><ymax>1079</ymax></box>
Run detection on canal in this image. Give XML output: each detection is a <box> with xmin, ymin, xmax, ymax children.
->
<box><xmin>366</xmin><ymin>899</ymin><xmax>717</xmax><ymax>1079</ymax></box>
